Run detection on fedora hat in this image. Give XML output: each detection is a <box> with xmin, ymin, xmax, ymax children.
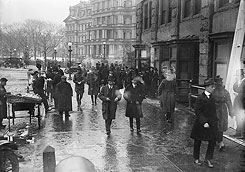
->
<box><xmin>202</xmin><ymin>78</ymin><xmax>215</xmax><ymax>87</ymax></box>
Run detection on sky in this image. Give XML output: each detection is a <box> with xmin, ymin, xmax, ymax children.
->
<box><xmin>0</xmin><ymin>0</ymin><xmax>83</xmax><ymax>25</ymax></box>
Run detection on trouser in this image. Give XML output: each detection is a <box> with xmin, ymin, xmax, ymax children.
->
<box><xmin>105</xmin><ymin>119</ymin><xmax>112</xmax><ymax>132</ymax></box>
<box><xmin>76</xmin><ymin>92</ymin><xmax>84</xmax><ymax>105</ymax></box>
<box><xmin>37</xmin><ymin>91</ymin><xmax>49</xmax><ymax>111</ymax></box>
<box><xmin>193</xmin><ymin>140</ymin><xmax>215</xmax><ymax>160</ymax></box>
<box><xmin>216</xmin><ymin>131</ymin><xmax>223</xmax><ymax>143</ymax></box>
<box><xmin>129</xmin><ymin>117</ymin><xmax>140</xmax><ymax>130</ymax></box>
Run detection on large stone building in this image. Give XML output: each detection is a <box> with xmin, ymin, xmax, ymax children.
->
<box><xmin>135</xmin><ymin>0</ymin><xmax>244</xmax><ymax>88</ymax></box>
<box><xmin>64</xmin><ymin>0</ymin><xmax>138</xmax><ymax>66</ymax></box>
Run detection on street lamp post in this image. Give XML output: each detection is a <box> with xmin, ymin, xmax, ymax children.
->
<box><xmin>54</xmin><ymin>48</ymin><xmax>57</xmax><ymax>62</ymax></box>
<box><xmin>103</xmin><ymin>42</ymin><xmax>106</xmax><ymax>61</ymax></box>
<box><xmin>68</xmin><ymin>42</ymin><xmax>72</xmax><ymax>80</ymax></box>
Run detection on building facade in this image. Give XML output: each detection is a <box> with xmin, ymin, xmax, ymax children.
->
<box><xmin>135</xmin><ymin>0</ymin><xmax>244</xmax><ymax>88</ymax></box>
<box><xmin>64</xmin><ymin>0</ymin><xmax>137</xmax><ymax>66</ymax></box>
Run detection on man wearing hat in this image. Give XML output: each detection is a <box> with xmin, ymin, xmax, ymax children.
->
<box><xmin>98</xmin><ymin>75</ymin><xmax>122</xmax><ymax>135</ymax></box>
<box><xmin>0</xmin><ymin>78</ymin><xmax>9</xmax><ymax>129</ymax></box>
<box><xmin>73</xmin><ymin>67</ymin><xmax>87</xmax><ymax>108</ymax></box>
<box><xmin>32</xmin><ymin>71</ymin><xmax>50</xmax><ymax>112</ymax></box>
<box><xmin>123</xmin><ymin>76</ymin><xmax>146</xmax><ymax>133</ymax></box>
<box><xmin>190</xmin><ymin>78</ymin><xmax>218</xmax><ymax>168</ymax></box>
<box><xmin>56</xmin><ymin>75</ymin><xmax>73</xmax><ymax>118</ymax></box>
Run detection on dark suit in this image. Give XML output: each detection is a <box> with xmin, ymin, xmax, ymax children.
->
<box><xmin>98</xmin><ymin>84</ymin><xmax>121</xmax><ymax>133</ymax></box>
<box><xmin>190</xmin><ymin>92</ymin><xmax>218</xmax><ymax>160</ymax></box>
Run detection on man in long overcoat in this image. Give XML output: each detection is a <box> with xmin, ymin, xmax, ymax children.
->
<box><xmin>0</xmin><ymin>78</ymin><xmax>9</xmax><ymax>129</ymax></box>
<box><xmin>124</xmin><ymin>76</ymin><xmax>145</xmax><ymax>133</ymax></box>
<box><xmin>73</xmin><ymin>67</ymin><xmax>87</xmax><ymax>107</ymax></box>
<box><xmin>56</xmin><ymin>76</ymin><xmax>73</xmax><ymax>118</ymax></box>
<box><xmin>98</xmin><ymin>75</ymin><xmax>122</xmax><ymax>135</ymax></box>
<box><xmin>190</xmin><ymin>78</ymin><xmax>218</xmax><ymax>168</ymax></box>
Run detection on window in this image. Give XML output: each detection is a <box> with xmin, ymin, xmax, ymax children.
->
<box><xmin>184</xmin><ymin>0</ymin><xmax>191</xmax><ymax>18</ymax></box>
<box><xmin>159</xmin><ymin>0</ymin><xmax>171</xmax><ymax>24</ymax></box>
<box><xmin>144</xmin><ymin>3</ymin><xmax>148</xmax><ymax>29</ymax></box>
<box><xmin>219</xmin><ymin>0</ymin><xmax>229</xmax><ymax>7</ymax></box>
<box><xmin>149</xmin><ymin>1</ymin><xmax>152</xmax><ymax>26</ymax></box>
<box><xmin>194</xmin><ymin>0</ymin><xmax>201</xmax><ymax>14</ymax></box>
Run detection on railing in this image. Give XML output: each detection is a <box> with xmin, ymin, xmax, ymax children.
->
<box><xmin>188</xmin><ymin>81</ymin><xmax>205</xmax><ymax>111</ymax></box>
<box><xmin>175</xmin><ymin>79</ymin><xmax>205</xmax><ymax>111</ymax></box>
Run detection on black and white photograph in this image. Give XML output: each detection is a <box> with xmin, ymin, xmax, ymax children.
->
<box><xmin>0</xmin><ymin>0</ymin><xmax>244</xmax><ymax>171</ymax></box>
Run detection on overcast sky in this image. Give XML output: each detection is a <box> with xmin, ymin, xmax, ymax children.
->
<box><xmin>0</xmin><ymin>0</ymin><xmax>83</xmax><ymax>25</ymax></box>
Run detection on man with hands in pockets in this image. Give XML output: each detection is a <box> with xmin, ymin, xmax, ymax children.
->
<box><xmin>190</xmin><ymin>78</ymin><xmax>218</xmax><ymax>168</ymax></box>
<box><xmin>98</xmin><ymin>75</ymin><xmax>122</xmax><ymax>135</ymax></box>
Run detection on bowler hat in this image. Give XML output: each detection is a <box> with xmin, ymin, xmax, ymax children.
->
<box><xmin>0</xmin><ymin>78</ymin><xmax>8</xmax><ymax>82</ymax></box>
<box><xmin>107</xmin><ymin>75</ymin><xmax>115</xmax><ymax>82</ymax></box>
<box><xmin>61</xmin><ymin>75</ymin><xmax>67</xmax><ymax>79</ymax></box>
<box><xmin>31</xmin><ymin>71</ymin><xmax>38</xmax><ymax>76</ymax></box>
<box><xmin>202</xmin><ymin>78</ymin><xmax>215</xmax><ymax>87</ymax></box>
<box><xmin>214</xmin><ymin>75</ymin><xmax>223</xmax><ymax>85</ymax></box>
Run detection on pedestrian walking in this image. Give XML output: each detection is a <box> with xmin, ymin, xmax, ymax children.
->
<box><xmin>232</xmin><ymin>69</ymin><xmax>245</xmax><ymax>138</ymax></box>
<box><xmin>52</xmin><ymin>67</ymin><xmax>62</xmax><ymax>109</ymax></box>
<box><xmin>0</xmin><ymin>78</ymin><xmax>9</xmax><ymax>129</ymax></box>
<box><xmin>212</xmin><ymin>76</ymin><xmax>233</xmax><ymax>151</ymax></box>
<box><xmin>190</xmin><ymin>78</ymin><xmax>218</xmax><ymax>168</ymax></box>
<box><xmin>73</xmin><ymin>67</ymin><xmax>87</xmax><ymax>108</ymax></box>
<box><xmin>32</xmin><ymin>71</ymin><xmax>50</xmax><ymax>113</ymax></box>
<box><xmin>124</xmin><ymin>76</ymin><xmax>145</xmax><ymax>133</ymax></box>
<box><xmin>98</xmin><ymin>75</ymin><xmax>122</xmax><ymax>135</ymax></box>
<box><xmin>56</xmin><ymin>76</ymin><xmax>73</xmax><ymax>118</ymax></box>
<box><xmin>58</xmin><ymin>65</ymin><xmax>64</xmax><ymax>76</ymax></box>
<box><xmin>87</xmin><ymin>67</ymin><xmax>101</xmax><ymax>105</ymax></box>
<box><xmin>157</xmin><ymin>68</ymin><xmax>177</xmax><ymax>123</ymax></box>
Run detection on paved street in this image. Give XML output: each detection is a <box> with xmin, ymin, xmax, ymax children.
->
<box><xmin>0</xmin><ymin>67</ymin><xmax>243</xmax><ymax>172</ymax></box>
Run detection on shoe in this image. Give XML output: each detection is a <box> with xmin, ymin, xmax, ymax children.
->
<box><xmin>137</xmin><ymin>129</ymin><xmax>141</xmax><ymax>133</ymax></box>
<box><xmin>106</xmin><ymin>131</ymin><xmax>111</xmax><ymax>135</ymax></box>
<box><xmin>167</xmin><ymin>120</ymin><xmax>172</xmax><ymax>123</ymax></box>
<box><xmin>194</xmin><ymin>159</ymin><xmax>202</xmax><ymax>166</ymax></box>
<box><xmin>204</xmin><ymin>160</ymin><xmax>214</xmax><ymax>168</ymax></box>
<box><xmin>130</xmin><ymin>128</ymin><xmax>134</xmax><ymax>132</ymax></box>
<box><xmin>219</xmin><ymin>145</ymin><xmax>225</xmax><ymax>151</ymax></box>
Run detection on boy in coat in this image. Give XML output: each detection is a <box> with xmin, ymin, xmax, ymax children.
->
<box><xmin>190</xmin><ymin>78</ymin><xmax>218</xmax><ymax>168</ymax></box>
<box><xmin>98</xmin><ymin>75</ymin><xmax>122</xmax><ymax>135</ymax></box>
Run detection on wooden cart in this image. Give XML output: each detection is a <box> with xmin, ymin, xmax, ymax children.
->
<box><xmin>6</xmin><ymin>94</ymin><xmax>42</xmax><ymax>130</ymax></box>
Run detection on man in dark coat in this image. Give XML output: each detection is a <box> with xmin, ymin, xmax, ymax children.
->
<box><xmin>32</xmin><ymin>71</ymin><xmax>50</xmax><ymax>112</ymax></box>
<box><xmin>56</xmin><ymin>76</ymin><xmax>73</xmax><ymax>118</ymax></box>
<box><xmin>0</xmin><ymin>78</ymin><xmax>9</xmax><ymax>129</ymax></box>
<box><xmin>73</xmin><ymin>67</ymin><xmax>87</xmax><ymax>107</ymax></box>
<box><xmin>123</xmin><ymin>76</ymin><xmax>145</xmax><ymax>133</ymax></box>
<box><xmin>58</xmin><ymin>65</ymin><xmax>64</xmax><ymax>76</ymax></box>
<box><xmin>98</xmin><ymin>75</ymin><xmax>122</xmax><ymax>135</ymax></box>
<box><xmin>190</xmin><ymin>78</ymin><xmax>218</xmax><ymax>168</ymax></box>
<box><xmin>52</xmin><ymin>67</ymin><xmax>62</xmax><ymax>109</ymax></box>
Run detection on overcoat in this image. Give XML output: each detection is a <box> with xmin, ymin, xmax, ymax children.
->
<box><xmin>190</xmin><ymin>92</ymin><xmax>218</xmax><ymax>141</ymax></box>
<box><xmin>124</xmin><ymin>83</ymin><xmax>145</xmax><ymax>118</ymax></box>
<box><xmin>52</xmin><ymin>73</ymin><xmax>61</xmax><ymax>99</ymax></box>
<box><xmin>98</xmin><ymin>85</ymin><xmax>121</xmax><ymax>120</ymax></box>
<box><xmin>158</xmin><ymin>79</ymin><xmax>176</xmax><ymax>114</ymax></box>
<box><xmin>56</xmin><ymin>81</ymin><xmax>73</xmax><ymax>111</ymax></box>
<box><xmin>87</xmin><ymin>71</ymin><xmax>100</xmax><ymax>95</ymax></box>
<box><xmin>212</xmin><ymin>86</ymin><xmax>232</xmax><ymax>132</ymax></box>
<box><xmin>0</xmin><ymin>85</ymin><xmax>7</xmax><ymax>119</ymax></box>
<box><xmin>73</xmin><ymin>71</ymin><xmax>87</xmax><ymax>94</ymax></box>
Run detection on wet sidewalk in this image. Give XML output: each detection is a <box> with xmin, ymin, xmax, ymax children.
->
<box><xmin>0</xmin><ymin>67</ymin><xmax>243</xmax><ymax>172</ymax></box>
